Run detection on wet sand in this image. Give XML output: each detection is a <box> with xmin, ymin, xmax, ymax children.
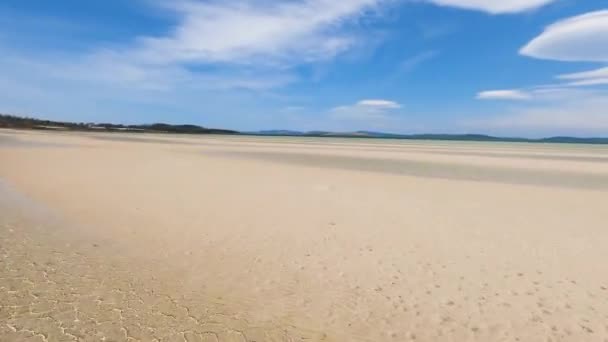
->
<box><xmin>1</xmin><ymin>129</ymin><xmax>608</xmax><ymax>341</ymax></box>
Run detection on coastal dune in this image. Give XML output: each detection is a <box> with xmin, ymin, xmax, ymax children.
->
<box><xmin>1</xmin><ymin>130</ymin><xmax>608</xmax><ymax>341</ymax></box>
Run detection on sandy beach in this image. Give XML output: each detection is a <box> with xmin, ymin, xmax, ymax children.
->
<box><xmin>1</xmin><ymin>129</ymin><xmax>608</xmax><ymax>341</ymax></box>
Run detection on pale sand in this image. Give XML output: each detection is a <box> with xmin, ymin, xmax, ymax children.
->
<box><xmin>1</xmin><ymin>129</ymin><xmax>608</xmax><ymax>341</ymax></box>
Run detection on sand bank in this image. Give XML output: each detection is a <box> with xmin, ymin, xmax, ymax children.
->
<box><xmin>1</xmin><ymin>130</ymin><xmax>608</xmax><ymax>341</ymax></box>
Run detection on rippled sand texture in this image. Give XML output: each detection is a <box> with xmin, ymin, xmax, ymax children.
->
<box><xmin>0</xmin><ymin>183</ymin><xmax>319</xmax><ymax>341</ymax></box>
<box><xmin>1</xmin><ymin>129</ymin><xmax>608</xmax><ymax>342</ymax></box>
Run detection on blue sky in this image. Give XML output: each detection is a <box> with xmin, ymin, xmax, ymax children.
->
<box><xmin>1</xmin><ymin>0</ymin><xmax>607</xmax><ymax>137</ymax></box>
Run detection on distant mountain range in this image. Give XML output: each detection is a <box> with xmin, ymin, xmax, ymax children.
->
<box><xmin>2</xmin><ymin>114</ymin><xmax>607</xmax><ymax>144</ymax></box>
<box><xmin>250</xmin><ymin>130</ymin><xmax>608</xmax><ymax>144</ymax></box>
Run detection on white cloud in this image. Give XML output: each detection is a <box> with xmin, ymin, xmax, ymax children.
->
<box><xmin>88</xmin><ymin>0</ymin><xmax>561</xmax><ymax>78</ymax></box>
<box><xmin>330</xmin><ymin>99</ymin><xmax>402</xmax><ymax>126</ymax></box>
<box><xmin>476</xmin><ymin>89</ymin><xmax>531</xmax><ymax>100</ymax></box>
<box><xmin>356</xmin><ymin>99</ymin><xmax>402</xmax><ymax>109</ymax></box>
<box><xmin>427</xmin><ymin>0</ymin><xmax>555</xmax><ymax>14</ymax></box>
<box><xmin>469</xmin><ymin>87</ymin><xmax>608</xmax><ymax>136</ymax></box>
<box><xmin>128</xmin><ymin>0</ymin><xmax>385</xmax><ymax>66</ymax></box>
<box><xmin>520</xmin><ymin>10</ymin><xmax>608</xmax><ymax>62</ymax></box>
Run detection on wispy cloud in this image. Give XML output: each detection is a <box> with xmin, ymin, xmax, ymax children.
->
<box><xmin>426</xmin><ymin>0</ymin><xmax>556</xmax><ymax>14</ymax></box>
<box><xmin>559</xmin><ymin>67</ymin><xmax>608</xmax><ymax>80</ymax></box>
<box><xmin>399</xmin><ymin>50</ymin><xmax>439</xmax><ymax>73</ymax></box>
<box><xmin>2</xmin><ymin>0</ymin><xmax>392</xmax><ymax>93</ymax></box>
<box><xmin>122</xmin><ymin>0</ymin><xmax>387</xmax><ymax>67</ymax></box>
<box><xmin>557</xmin><ymin>67</ymin><xmax>608</xmax><ymax>87</ymax></box>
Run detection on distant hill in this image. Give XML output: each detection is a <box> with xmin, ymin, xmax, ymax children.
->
<box><xmin>0</xmin><ymin>114</ymin><xmax>238</xmax><ymax>135</ymax></box>
<box><xmin>256</xmin><ymin>130</ymin><xmax>306</xmax><ymax>136</ymax></box>
<box><xmin>539</xmin><ymin>136</ymin><xmax>608</xmax><ymax>144</ymax></box>
<box><xmin>249</xmin><ymin>130</ymin><xmax>608</xmax><ymax>144</ymax></box>
<box><xmin>2</xmin><ymin>113</ymin><xmax>607</xmax><ymax>144</ymax></box>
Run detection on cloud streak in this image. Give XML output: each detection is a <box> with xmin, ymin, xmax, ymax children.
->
<box><xmin>557</xmin><ymin>67</ymin><xmax>608</xmax><ymax>87</ymax></box>
<box><xmin>399</xmin><ymin>50</ymin><xmax>439</xmax><ymax>73</ymax></box>
<box><xmin>427</xmin><ymin>0</ymin><xmax>556</xmax><ymax>14</ymax></box>
<box><xmin>477</xmin><ymin>90</ymin><xmax>531</xmax><ymax>100</ymax></box>
<box><xmin>356</xmin><ymin>99</ymin><xmax>402</xmax><ymax>109</ymax></box>
<box><xmin>471</xmin><ymin>92</ymin><xmax>608</xmax><ymax>135</ymax></box>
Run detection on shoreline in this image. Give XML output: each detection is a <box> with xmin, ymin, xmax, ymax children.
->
<box><xmin>4</xmin><ymin>122</ymin><xmax>608</xmax><ymax>145</ymax></box>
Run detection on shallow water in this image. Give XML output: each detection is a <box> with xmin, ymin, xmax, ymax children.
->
<box><xmin>0</xmin><ymin>181</ymin><xmax>319</xmax><ymax>341</ymax></box>
<box><xmin>0</xmin><ymin>133</ymin><xmax>74</xmax><ymax>148</ymax></box>
<box><xmin>211</xmin><ymin>149</ymin><xmax>608</xmax><ymax>191</ymax></box>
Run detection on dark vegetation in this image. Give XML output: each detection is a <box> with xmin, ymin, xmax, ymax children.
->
<box><xmin>0</xmin><ymin>114</ymin><xmax>237</xmax><ymax>135</ymax></box>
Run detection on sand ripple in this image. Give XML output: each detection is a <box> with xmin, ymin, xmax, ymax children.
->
<box><xmin>0</xmin><ymin>185</ymin><xmax>321</xmax><ymax>342</ymax></box>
